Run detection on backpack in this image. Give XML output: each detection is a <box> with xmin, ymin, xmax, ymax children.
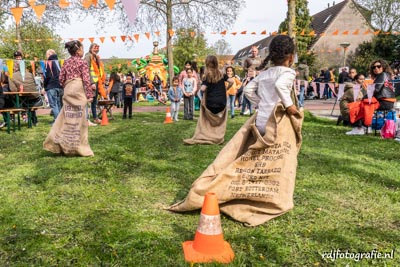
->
<box><xmin>380</xmin><ymin>119</ymin><xmax>396</xmax><ymax>139</ymax></box>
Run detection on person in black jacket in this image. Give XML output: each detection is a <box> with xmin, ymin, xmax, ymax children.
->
<box><xmin>44</xmin><ymin>49</ymin><xmax>62</xmax><ymax>123</ymax></box>
<box><xmin>369</xmin><ymin>59</ymin><xmax>396</xmax><ymax>110</ymax></box>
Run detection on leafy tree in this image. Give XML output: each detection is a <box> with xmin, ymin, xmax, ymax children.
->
<box><xmin>89</xmin><ymin>0</ymin><xmax>245</xmax><ymax>83</ymax></box>
<box><xmin>356</xmin><ymin>0</ymin><xmax>400</xmax><ymax>31</ymax></box>
<box><xmin>279</xmin><ymin>0</ymin><xmax>316</xmax><ymax>64</ymax></box>
<box><xmin>0</xmin><ymin>21</ymin><xmax>64</xmax><ymax>60</ymax></box>
<box><xmin>172</xmin><ymin>28</ymin><xmax>214</xmax><ymax>70</ymax></box>
<box><xmin>349</xmin><ymin>33</ymin><xmax>400</xmax><ymax>74</ymax></box>
<box><xmin>211</xmin><ymin>39</ymin><xmax>232</xmax><ymax>55</ymax></box>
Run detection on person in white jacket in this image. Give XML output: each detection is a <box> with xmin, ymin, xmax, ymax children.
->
<box><xmin>244</xmin><ymin>35</ymin><xmax>298</xmax><ymax>135</ymax></box>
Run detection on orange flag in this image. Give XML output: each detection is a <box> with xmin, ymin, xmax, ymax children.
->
<box><xmin>32</xmin><ymin>4</ymin><xmax>46</xmax><ymax>21</ymax></box>
<box><xmin>145</xmin><ymin>32</ymin><xmax>150</xmax><ymax>39</ymax></box>
<box><xmin>92</xmin><ymin>0</ymin><xmax>98</xmax><ymax>7</ymax></box>
<box><xmin>342</xmin><ymin>30</ymin><xmax>349</xmax><ymax>35</ymax></box>
<box><xmin>300</xmin><ymin>29</ymin><xmax>305</xmax><ymax>35</ymax></box>
<box><xmin>260</xmin><ymin>30</ymin><xmax>267</xmax><ymax>35</ymax></box>
<box><xmin>133</xmin><ymin>33</ymin><xmax>140</xmax><ymax>42</ymax></box>
<box><xmin>168</xmin><ymin>29</ymin><xmax>174</xmax><ymax>37</ymax></box>
<box><xmin>155</xmin><ymin>31</ymin><xmax>160</xmax><ymax>36</ymax></box>
<box><xmin>231</xmin><ymin>32</ymin><xmax>237</xmax><ymax>36</ymax></box>
<box><xmin>110</xmin><ymin>36</ymin><xmax>116</xmax><ymax>42</ymax></box>
<box><xmin>309</xmin><ymin>30</ymin><xmax>315</xmax><ymax>36</ymax></box>
<box><xmin>190</xmin><ymin>31</ymin><xmax>196</xmax><ymax>37</ymax></box>
<box><xmin>10</xmin><ymin>7</ymin><xmax>24</xmax><ymax>25</ymax></box>
<box><xmin>374</xmin><ymin>30</ymin><xmax>381</xmax><ymax>35</ymax></box>
<box><xmin>99</xmin><ymin>37</ymin><xmax>105</xmax><ymax>43</ymax></box>
<box><xmin>120</xmin><ymin>35</ymin><xmax>126</xmax><ymax>42</ymax></box>
<box><xmin>271</xmin><ymin>31</ymin><xmax>278</xmax><ymax>35</ymax></box>
<box><xmin>81</xmin><ymin>0</ymin><xmax>92</xmax><ymax>9</ymax></box>
<box><xmin>352</xmin><ymin>29</ymin><xmax>359</xmax><ymax>35</ymax></box>
<box><xmin>240</xmin><ymin>31</ymin><xmax>247</xmax><ymax>34</ymax></box>
<box><xmin>281</xmin><ymin>31</ymin><xmax>288</xmax><ymax>35</ymax></box>
<box><xmin>28</xmin><ymin>0</ymin><xmax>36</xmax><ymax>6</ymax></box>
<box><xmin>363</xmin><ymin>29</ymin><xmax>371</xmax><ymax>35</ymax></box>
<box><xmin>59</xmin><ymin>0</ymin><xmax>70</xmax><ymax>8</ymax></box>
<box><xmin>332</xmin><ymin>29</ymin><xmax>339</xmax><ymax>35</ymax></box>
<box><xmin>251</xmin><ymin>32</ymin><xmax>256</xmax><ymax>35</ymax></box>
<box><xmin>104</xmin><ymin>0</ymin><xmax>115</xmax><ymax>10</ymax></box>
<box><xmin>220</xmin><ymin>30</ymin><xmax>226</xmax><ymax>35</ymax></box>
<box><xmin>78</xmin><ymin>38</ymin><xmax>84</xmax><ymax>43</ymax></box>
<box><xmin>88</xmin><ymin>37</ymin><xmax>95</xmax><ymax>43</ymax></box>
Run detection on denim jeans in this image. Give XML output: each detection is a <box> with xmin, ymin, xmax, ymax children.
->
<box><xmin>228</xmin><ymin>94</ymin><xmax>235</xmax><ymax>117</ymax></box>
<box><xmin>298</xmin><ymin>85</ymin><xmax>305</xmax><ymax>107</ymax></box>
<box><xmin>46</xmin><ymin>88</ymin><xmax>61</xmax><ymax>120</ymax></box>
<box><xmin>91</xmin><ymin>83</ymin><xmax>99</xmax><ymax>119</ymax></box>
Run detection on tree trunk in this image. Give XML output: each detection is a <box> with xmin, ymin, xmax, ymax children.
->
<box><xmin>288</xmin><ymin>0</ymin><xmax>296</xmax><ymax>39</ymax></box>
<box><xmin>166</xmin><ymin>0</ymin><xmax>174</xmax><ymax>86</ymax></box>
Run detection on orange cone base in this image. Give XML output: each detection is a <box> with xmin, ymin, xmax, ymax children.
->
<box><xmin>101</xmin><ymin>109</ymin><xmax>109</xmax><ymax>126</ymax></box>
<box><xmin>164</xmin><ymin>118</ymin><xmax>173</xmax><ymax>124</ymax></box>
<box><xmin>182</xmin><ymin>240</ymin><xmax>234</xmax><ymax>264</ymax></box>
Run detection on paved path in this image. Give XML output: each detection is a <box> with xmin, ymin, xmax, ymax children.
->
<box><xmin>36</xmin><ymin>99</ymin><xmax>341</xmax><ymax>119</ymax></box>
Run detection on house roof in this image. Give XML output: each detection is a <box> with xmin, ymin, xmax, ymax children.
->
<box><xmin>232</xmin><ymin>0</ymin><xmax>372</xmax><ymax>61</ymax></box>
<box><xmin>310</xmin><ymin>0</ymin><xmax>348</xmax><ymax>34</ymax></box>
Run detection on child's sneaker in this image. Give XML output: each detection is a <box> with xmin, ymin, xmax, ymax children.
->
<box><xmin>346</xmin><ymin>127</ymin><xmax>365</xmax><ymax>135</ymax></box>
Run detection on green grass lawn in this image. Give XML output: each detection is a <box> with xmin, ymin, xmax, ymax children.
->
<box><xmin>0</xmin><ymin>110</ymin><xmax>398</xmax><ymax>266</ymax></box>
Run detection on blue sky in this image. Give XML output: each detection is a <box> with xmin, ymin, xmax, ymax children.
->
<box><xmin>56</xmin><ymin>0</ymin><xmax>338</xmax><ymax>58</ymax></box>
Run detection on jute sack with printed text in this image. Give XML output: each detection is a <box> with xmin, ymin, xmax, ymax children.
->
<box><xmin>183</xmin><ymin>101</ymin><xmax>227</xmax><ymax>145</ymax></box>
<box><xmin>169</xmin><ymin>103</ymin><xmax>303</xmax><ymax>226</ymax></box>
<box><xmin>43</xmin><ymin>78</ymin><xmax>94</xmax><ymax>157</ymax></box>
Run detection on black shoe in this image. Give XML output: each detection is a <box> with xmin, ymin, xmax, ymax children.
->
<box><xmin>231</xmin><ymin>115</ymin><xmax>235</xmax><ymax>119</ymax></box>
<box><xmin>122</xmin><ymin>116</ymin><xmax>127</xmax><ymax>119</ymax></box>
<box><xmin>240</xmin><ymin>112</ymin><xmax>244</xmax><ymax>116</ymax></box>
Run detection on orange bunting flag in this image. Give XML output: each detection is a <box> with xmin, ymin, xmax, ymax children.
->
<box><xmin>104</xmin><ymin>0</ymin><xmax>115</xmax><ymax>10</ymax></box>
<box><xmin>220</xmin><ymin>30</ymin><xmax>227</xmax><ymax>35</ymax></box>
<box><xmin>110</xmin><ymin>36</ymin><xmax>116</xmax><ymax>42</ymax></box>
<box><xmin>342</xmin><ymin>30</ymin><xmax>349</xmax><ymax>35</ymax></box>
<box><xmin>374</xmin><ymin>30</ymin><xmax>381</xmax><ymax>35</ymax></box>
<box><xmin>240</xmin><ymin>31</ymin><xmax>247</xmax><ymax>34</ymax></box>
<box><xmin>28</xmin><ymin>0</ymin><xmax>36</xmax><ymax>6</ymax></box>
<box><xmin>99</xmin><ymin>37</ymin><xmax>105</xmax><ymax>43</ymax></box>
<box><xmin>145</xmin><ymin>32</ymin><xmax>150</xmax><ymax>39</ymax></box>
<box><xmin>120</xmin><ymin>35</ymin><xmax>126</xmax><ymax>42</ymax></box>
<box><xmin>133</xmin><ymin>33</ymin><xmax>140</xmax><ymax>42</ymax></box>
<box><xmin>353</xmin><ymin>29</ymin><xmax>359</xmax><ymax>35</ymax></box>
<box><xmin>92</xmin><ymin>0</ymin><xmax>98</xmax><ymax>7</ymax></box>
<box><xmin>81</xmin><ymin>0</ymin><xmax>92</xmax><ymax>9</ymax></box>
<box><xmin>88</xmin><ymin>37</ymin><xmax>95</xmax><ymax>43</ymax></box>
<box><xmin>59</xmin><ymin>0</ymin><xmax>70</xmax><ymax>8</ymax></box>
<box><xmin>190</xmin><ymin>31</ymin><xmax>196</xmax><ymax>37</ymax></box>
<box><xmin>364</xmin><ymin>29</ymin><xmax>371</xmax><ymax>35</ymax></box>
<box><xmin>251</xmin><ymin>32</ymin><xmax>256</xmax><ymax>35</ymax></box>
<box><xmin>300</xmin><ymin>29</ymin><xmax>305</xmax><ymax>35</ymax></box>
<box><xmin>168</xmin><ymin>29</ymin><xmax>174</xmax><ymax>37</ymax></box>
<box><xmin>231</xmin><ymin>32</ymin><xmax>237</xmax><ymax>36</ymax></box>
<box><xmin>281</xmin><ymin>31</ymin><xmax>288</xmax><ymax>35</ymax></box>
<box><xmin>271</xmin><ymin>31</ymin><xmax>278</xmax><ymax>35</ymax></box>
<box><xmin>78</xmin><ymin>38</ymin><xmax>84</xmax><ymax>43</ymax></box>
<box><xmin>332</xmin><ymin>29</ymin><xmax>339</xmax><ymax>35</ymax></box>
<box><xmin>260</xmin><ymin>30</ymin><xmax>267</xmax><ymax>35</ymax></box>
<box><xmin>32</xmin><ymin>4</ymin><xmax>46</xmax><ymax>21</ymax></box>
<box><xmin>309</xmin><ymin>30</ymin><xmax>315</xmax><ymax>36</ymax></box>
<box><xmin>10</xmin><ymin>7</ymin><xmax>24</xmax><ymax>25</ymax></box>
<box><xmin>155</xmin><ymin>31</ymin><xmax>160</xmax><ymax>36</ymax></box>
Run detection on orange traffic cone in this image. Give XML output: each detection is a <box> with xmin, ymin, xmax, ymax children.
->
<box><xmin>100</xmin><ymin>108</ymin><xmax>109</xmax><ymax>126</ymax></box>
<box><xmin>182</xmin><ymin>192</ymin><xmax>234</xmax><ymax>264</ymax></box>
<box><xmin>164</xmin><ymin>107</ymin><xmax>173</xmax><ymax>124</ymax></box>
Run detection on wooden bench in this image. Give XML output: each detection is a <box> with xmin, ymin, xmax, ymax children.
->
<box><xmin>0</xmin><ymin>108</ymin><xmax>25</xmax><ymax>133</ymax></box>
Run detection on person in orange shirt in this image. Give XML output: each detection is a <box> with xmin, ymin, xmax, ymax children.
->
<box><xmin>225</xmin><ymin>66</ymin><xmax>242</xmax><ymax>118</ymax></box>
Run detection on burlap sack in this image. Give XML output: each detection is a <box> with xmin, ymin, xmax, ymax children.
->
<box><xmin>43</xmin><ymin>78</ymin><xmax>94</xmax><ymax>157</ymax></box>
<box><xmin>183</xmin><ymin>102</ymin><xmax>227</xmax><ymax>145</ymax></box>
<box><xmin>169</xmin><ymin>103</ymin><xmax>303</xmax><ymax>226</ymax></box>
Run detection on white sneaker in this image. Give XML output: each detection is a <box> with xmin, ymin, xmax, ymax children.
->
<box><xmin>346</xmin><ymin>128</ymin><xmax>364</xmax><ymax>135</ymax></box>
<box><xmin>243</xmin><ymin>110</ymin><xmax>250</xmax><ymax>115</ymax></box>
<box><xmin>87</xmin><ymin>120</ymin><xmax>97</xmax><ymax>127</ymax></box>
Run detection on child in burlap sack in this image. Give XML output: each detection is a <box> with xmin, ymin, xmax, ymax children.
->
<box><xmin>169</xmin><ymin>35</ymin><xmax>303</xmax><ymax>226</ymax></box>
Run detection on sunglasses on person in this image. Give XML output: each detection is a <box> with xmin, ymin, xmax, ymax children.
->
<box><xmin>372</xmin><ymin>64</ymin><xmax>382</xmax><ymax>70</ymax></box>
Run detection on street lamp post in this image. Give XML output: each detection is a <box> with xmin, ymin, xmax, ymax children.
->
<box><xmin>340</xmin><ymin>42</ymin><xmax>350</xmax><ymax>67</ymax></box>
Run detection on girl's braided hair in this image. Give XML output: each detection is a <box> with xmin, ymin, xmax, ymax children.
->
<box><xmin>257</xmin><ymin>35</ymin><xmax>295</xmax><ymax>71</ymax></box>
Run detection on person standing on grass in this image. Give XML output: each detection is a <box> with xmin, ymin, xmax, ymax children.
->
<box><xmin>182</xmin><ymin>68</ymin><xmax>196</xmax><ymax>120</ymax></box>
<box><xmin>43</xmin><ymin>40</ymin><xmax>94</xmax><ymax>157</ymax></box>
<box><xmin>122</xmin><ymin>75</ymin><xmax>134</xmax><ymax>119</ymax></box>
<box><xmin>167</xmin><ymin>76</ymin><xmax>183</xmax><ymax>122</ymax></box>
<box><xmin>44</xmin><ymin>49</ymin><xmax>62</xmax><ymax>124</ymax></box>
<box><xmin>225</xmin><ymin>65</ymin><xmax>242</xmax><ymax>119</ymax></box>
<box><xmin>108</xmin><ymin>72</ymin><xmax>122</xmax><ymax>108</ymax></box>
<box><xmin>240</xmin><ymin>68</ymin><xmax>255</xmax><ymax>116</ymax></box>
